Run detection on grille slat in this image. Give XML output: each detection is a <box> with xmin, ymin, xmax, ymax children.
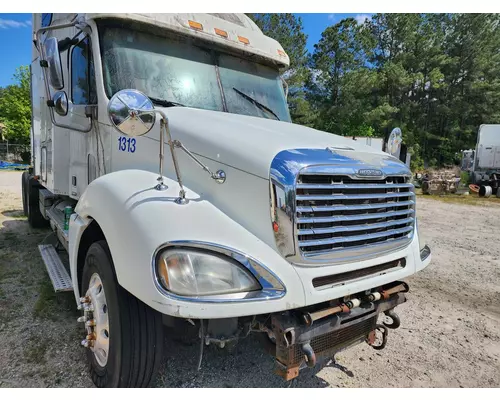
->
<box><xmin>298</xmin><ymin>226</ymin><xmax>414</xmax><ymax>247</ymax></box>
<box><xmin>296</xmin><ymin>174</ymin><xmax>415</xmax><ymax>258</ymax></box>
<box><xmin>297</xmin><ymin>183</ymin><xmax>414</xmax><ymax>190</ymax></box>
<box><xmin>298</xmin><ymin>217</ymin><xmax>414</xmax><ymax>235</ymax></box>
<box><xmin>298</xmin><ymin>208</ymin><xmax>414</xmax><ymax>224</ymax></box>
<box><xmin>296</xmin><ymin>192</ymin><xmax>414</xmax><ymax>202</ymax></box>
<box><xmin>297</xmin><ymin>199</ymin><xmax>415</xmax><ymax>213</ymax></box>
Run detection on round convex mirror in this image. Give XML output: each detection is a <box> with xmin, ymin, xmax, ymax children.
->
<box><xmin>108</xmin><ymin>89</ymin><xmax>156</xmax><ymax>137</ymax></box>
<box><xmin>52</xmin><ymin>91</ymin><xmax>68</xmax><ymax>116</ymax></box>
<box><xmin>387</xmin><ymin>127</ymin><xmax>403</xmax><ymax>156</ymax></box>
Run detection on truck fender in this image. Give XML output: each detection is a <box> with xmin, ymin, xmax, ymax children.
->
<box><xmin>68</xmin><ymin>169</ymin><xmax>305</xmax><ymax>318</ymax></box>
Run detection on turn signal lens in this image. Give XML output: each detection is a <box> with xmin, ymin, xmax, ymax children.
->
<box><xmin>188</xmin><ymin>20</ymin><xmax>203</xmax><ymax>31</ymax></box>
<box><xmin>238</xmin><ymin>36</ymin><xmax>250</xmax><ymax>45</ymax></box>
<box><xmin>272</xmin><ymin>221</ymin><xmax>279</xmax><ymax>232</ymax></box>
<box><xmin>214</xmin><ymin>28</ymin><xmax>228</xmax><ymax>38</ymax></box>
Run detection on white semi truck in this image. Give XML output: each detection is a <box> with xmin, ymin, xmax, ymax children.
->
<box><xmin>469</xmin><ymin>124</ymin><xmax>500</xmax><ymax>197</ymax></box>
<box><xmin>24</xmin><ymin>13</ymin><xmax>431</xmax><ymax>387</ymax></box>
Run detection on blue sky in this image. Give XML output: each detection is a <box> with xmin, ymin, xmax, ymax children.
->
<box><xmin>0</xmin><ymin>13</ymin><xmax>371</xmax><ymax>87</ymax></box>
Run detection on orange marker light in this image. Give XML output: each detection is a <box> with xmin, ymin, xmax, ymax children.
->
<box><xmin>277</xmin><ymin>49</ymin><xmax>287</xmax><ymax>57</ymax></box>
<box><xmin>188</xmin><ymin>20</ymin><xmax>203</xmax><ymax>31</ymax></box>
<box><xmin>272</xmin><ymin>221</ymin><xmax>279</xmax><ymax>233</ymax></box>
<box><xmin>214</xmin><ymin>28</ymin><xmax>228</xmax><ymax>38</ymax></box>
<box><xmin>238</xmin><ymin>36</ymin><xmax>250</xmax><ymax>45</ymax></box>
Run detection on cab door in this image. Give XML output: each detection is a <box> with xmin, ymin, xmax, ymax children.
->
<box><xmin>67</xmin><ymin>32</ymin><xmax>96</xmax><ymax>198</ymax></box>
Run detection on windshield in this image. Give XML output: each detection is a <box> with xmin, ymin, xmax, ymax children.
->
<box><xmin>99</xmin><ymin>24</ymin><xmax>291</xmax><ymax>122</ymax></box>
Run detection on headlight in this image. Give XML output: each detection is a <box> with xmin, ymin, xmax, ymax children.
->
<box><xmin>156</xmin><ymin>249</ymin><xmax>261</xmax><ymax>296</ymax></box>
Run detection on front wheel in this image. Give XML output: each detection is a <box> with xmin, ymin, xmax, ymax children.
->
<box><xmin>81</xmin><ymin>240</ymin><xmax>164</xmax><ymax>387</ymax></box>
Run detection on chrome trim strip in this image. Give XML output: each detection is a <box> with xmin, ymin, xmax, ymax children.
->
<box><xmin>296</xmin><ymin>191</ymin><xmax>414</xmax><ymax>201</ymax></box>
<box><xmin>297</xmin><ymin>200</ymin><xmax>415</xmax><ymax>213</ymax></box>
<box><xmin>298</xmin><ymin>226</ymin><xmax>414</xmax><ymax>247</ymax></box>
<box><xmin>152</xmin><ymin>241</ymin><xmax>286</xmax><ymax>303</ymax></box>
<box><xmin>298</xmin><ymin>217</ymin><xmax>414</xmax><ymax>235</ymax></box>
<box><xmin>297</xmin><ymin>237</ymin><xmax>413</xmax><ymax>266</ymax></box>
<box><xmin>297</xmin><ymin>183</ymin><xmax>414</xmax><ymax>190</ymax></box>
<box><xmin>298</xmin><ymin>209</ymin><xmax>414</xmax><ymax>224</ymax></box>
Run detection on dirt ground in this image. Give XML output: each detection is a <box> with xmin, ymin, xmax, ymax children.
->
<box><xmin>0</xmin><ymin>170</ymin><xmax>499</xmax><ymax>388</ymax></box>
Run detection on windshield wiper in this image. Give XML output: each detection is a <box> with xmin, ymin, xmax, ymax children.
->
<box><xmin>232</xmin><ymin>88</ymin><xmax>280</xmax><ymax>121</ymax></box>
<box><xmin>148</xmin><ymin>97</ymin><xmax>185</xmax><ymax>108</ymax></box>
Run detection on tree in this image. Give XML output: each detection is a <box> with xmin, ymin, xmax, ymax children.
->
<box><xmin>0</xmin><ymin>66</ymin><xmax>31</xmax><ymax>145</ymax></box>
<box><xmin>247</xmin><ymin>14</ymin><xmax>315</xmax><ymax>125</ymax></box>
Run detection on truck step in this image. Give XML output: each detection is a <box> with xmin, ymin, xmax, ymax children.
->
<box><xmin>38</xmin><ymin>244</ymin><xmax>73</xmax><ymax>292</ymax></box>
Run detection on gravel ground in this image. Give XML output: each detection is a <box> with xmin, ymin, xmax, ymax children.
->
<box><xmin>0</xmin><ymin>170</ymin><xmax>499</xmax><ymax>388</ymax></box>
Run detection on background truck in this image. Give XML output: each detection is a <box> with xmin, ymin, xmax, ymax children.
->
<box><xmin>469</xmin><ymin>124</ymin><xmax>500</xmax><ymax>197</ymax></box>
<box><xmin>24</xmin><ymin>13</ymin><xmax>431</xmax><ymax>387</ymax></box>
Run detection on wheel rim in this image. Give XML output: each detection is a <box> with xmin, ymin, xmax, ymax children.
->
<box><xmin>86</xmin><ymin>273</ymin><xmax>110</xmax><ymax>367</ymax></box>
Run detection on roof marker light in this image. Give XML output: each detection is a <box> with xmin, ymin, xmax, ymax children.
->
<box><xmin>278</xmin><ymin>49</ymin><xmax>287</xmax><ymax>57</ymax></box>
<box><xmin>188</xmin><ymin>20</ymin><xmax>203</xmax><ymax>31</ymax></box>
<box><xmin>238</xmin><ymin>36</ymin><xmax>250</xmax><ymax>45</ymax></box>
<box><xmin>214</xmin><ymin>28</ymin><xmax>228</xmax><ymax>38</ymax></box>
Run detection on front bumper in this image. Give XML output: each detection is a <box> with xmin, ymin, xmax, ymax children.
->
<box><xmin>273</xmin><ymin>282</ymin><xmax>408</xmax><ymax>380</ymax></box>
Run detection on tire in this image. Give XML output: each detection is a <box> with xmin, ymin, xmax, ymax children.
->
<box><xmin>26</xmin><ymin>176</ymin><xmax>49</xmax><ymax>228</ymax></box>
<box><xmin>81</xmin><ymin>240</ymin><xmax>164</xmax><ymax>388</ymax></box>
<box><xmin>21</xmin><ymin>172</ymin><xmax>29</xmax><ymax>217</ymax></box>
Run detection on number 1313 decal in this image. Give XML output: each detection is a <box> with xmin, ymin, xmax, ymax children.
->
<box><xmin>118</xmin><ymin>136</ymin><xmax>136</xmax><ymax>153</ymax></box>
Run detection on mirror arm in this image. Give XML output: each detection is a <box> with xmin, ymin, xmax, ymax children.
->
<box><xmin>280</xmin><ymin>76</ymin><xmax>289</xmax><ymax>100</ymax></box>
<box><xmin>172</xmin><ymin>140</ymin><xmax>226</xmax><ymax>184</ymax></box>
<box><xmin>153</xmin><ymin>110</ymin><xmax>188</xmax><ymax>204</ymax></box>
<box><xmin>35</xmin><ymin>20</ymin><xmax>93</xmax><ymax>133</ymax></box>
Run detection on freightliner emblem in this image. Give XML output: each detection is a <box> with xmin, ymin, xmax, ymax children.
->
<box><xmin>357</xmin><ymin>169</ymin><xmax>383</xmax><ymax>177</ymax></box>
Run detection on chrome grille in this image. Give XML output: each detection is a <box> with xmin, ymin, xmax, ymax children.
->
<box><xmin>296</xmin><ymin>174</ymin><xmax>415</xmax><ymax>260</ymax></box>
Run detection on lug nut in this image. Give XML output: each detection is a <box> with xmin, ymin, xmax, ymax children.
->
<box><xmin>81</xmin><ymin>339</ymin><xmax>90</xmax><ymax>348</ymax></box>
<box><xmin>79</xmin><ymin>296</ymin><xmax>90</xmax><ymax>304</ymax></box>
<box><xmin>77</xmin><ymin>316</ymin><xmax>87</xmax><ymax>323</ymax></box>
<box><xmin>85</xmin><ymin>319</ymin><xmax>96</xmax><ymax>327</ymax></box>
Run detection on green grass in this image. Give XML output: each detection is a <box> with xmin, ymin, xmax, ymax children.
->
<box><xmin>23</xmin><ymin>337</ymin><xmax>49</xmax><ymax>364</ymax></box>
<box><xmin>33</xmin><ymin>276</ymin><xmax>76</xmax><ymax>321</ymax></box>
<box><xmin>417</xmin><ymin>192</ymin><xmax>500</xmax><ymax>206</ymax></box>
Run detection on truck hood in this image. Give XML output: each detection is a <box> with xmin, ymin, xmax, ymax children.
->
<box><xmin>161</xmin><ymin>107</ymin><xmax>405</xmax><ymax>179</ymax></box>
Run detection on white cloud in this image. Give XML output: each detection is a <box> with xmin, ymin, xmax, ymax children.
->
<box><xmin>25</xmin><ymin>19</ymin><xmax>32</xmax><ymax>25</ymax></box>
<box><xmin>328</xmin><ymin>14</ymin><xmax>336</xmax><ymax>21</ymax></box>
<box><xmin>355</xmin><ymin>14</ymin><xmax>371</xmax><ymax>24</ymax></box>
<box><xmin>0</xmin><ymin>18</ymin><xmax>30</xmax><ymax>29</ymax></box>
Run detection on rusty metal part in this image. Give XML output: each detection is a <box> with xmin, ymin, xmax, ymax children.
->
<box><xmin>383</xmin><ymin>309</ymin><xmax>401</xmax><ymax>329</ymax></box>
<box><xmin>272</xmin><ymin>291</ymin><xmax>406</xmax><ymax>381</ymax></box>
<box><xmin>366</xmin><ymin>330</ymin><xmax>376</xmax><ymax>345</ymax></box>
<box><xmin>369</xmin><ymin>324</ymin><xmax>388</xmax><ymax>350</ymax></box>
<box><xmin>275</xmin><ymin>362</ymin><xmax>299</xmax><ymax>381</ymax></box>
<box><xmin>302</xmin><ymin>303</ymin><xmax>350</xmax><ymax>326</ymax></box>
<box><xmin>381</xmin><ymin>282</ymin><xmax>409</xmax><ymax>300</ymax></box>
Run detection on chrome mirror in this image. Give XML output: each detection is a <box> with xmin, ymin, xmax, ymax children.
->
<box><xmin>44</xmin><ymin>37</ymin><xmax>64</xmax><ymax>90</ymax></box>
<box><xmin>52</xmin><ymin>91</ymin><xmax>68</xmax><ymax>116</ymax></box>
<box><xmin>387</xmin><ymin>127</ymin><xmax>403</xmax><ymax>156</ymax></box>
<box><xmin>108</xmin><ymin>89</ymin><xmax>156</xmax><ymax>137</ymax></box>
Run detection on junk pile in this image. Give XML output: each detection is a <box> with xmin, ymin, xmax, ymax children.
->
<box><xmin>420</xmin><ymin>168</ymin><xmax>461</xmax><ymax>195</ymax></box>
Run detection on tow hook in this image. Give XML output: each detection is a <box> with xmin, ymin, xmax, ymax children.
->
<box><xmin>383</xmin><ymin>309</ymin><xmax>401</xmax><ymax>329</ymax></box>
<box><xmin>369</xmin><ymin>324</ymin><xmax>388</xmax><ymax>350</ymax></box>
<box><xmin>301</xmin><ymin>343</ymin><xmax>317</xmax><ymax>367</ymax></box>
